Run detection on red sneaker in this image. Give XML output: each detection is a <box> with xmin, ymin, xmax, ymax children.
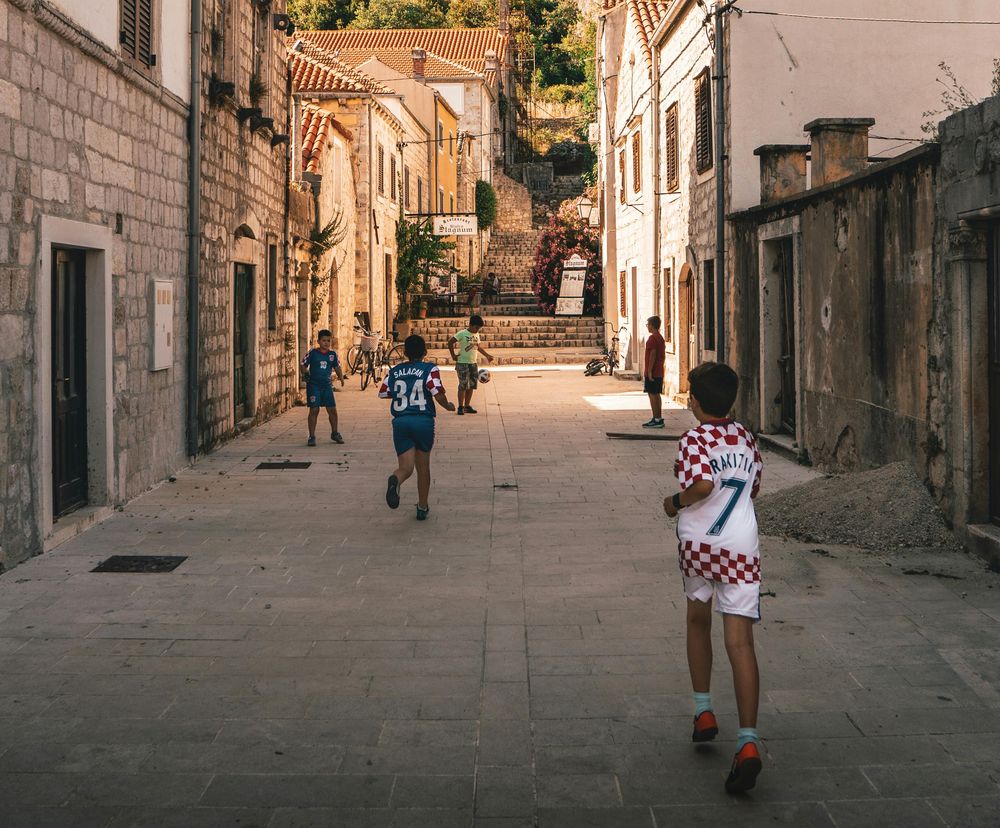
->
<box><xmin>725</xmin><ymin>741</ymin><xmax>762</xmax><ymax>794</ymax></box>
<box><xmin>691</xmin><ymin>710</ymin><xmax>718</xmax><ymax>742</ymax></box>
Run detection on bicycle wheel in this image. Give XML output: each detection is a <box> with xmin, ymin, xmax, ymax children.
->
<box><xmin>360</xmin><ymin>352</ymin><xmax>374</xmax><ymax>390</ymax></box>
<box><xmin>347</xmin><ymin>345</ymin><xmax>363</xmax><ymax>375</ymax></box>
<box><xmin>385</xmin><ymin>343</ymin><xmax>406</xmax><ymax>367</ymax></box>
<box><xmin>584</xmin><ymin>359</ymin><xmax>602</xmax><ymax>376</ymax></box>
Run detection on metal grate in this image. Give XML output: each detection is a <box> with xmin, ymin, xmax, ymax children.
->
<box><xmin>606</xmin><ymin>432</ymin><xmax>682</xmax><ymax>441</ymax></box>
<box><xmin>92</xmin><ymin>555</ymin><xmax>187</xmax><ymax>573</ymax></box>
<box><xmin>255</xmin><ymin>461</ymin><xmax>312</xmax><ymax>470</ymax></box>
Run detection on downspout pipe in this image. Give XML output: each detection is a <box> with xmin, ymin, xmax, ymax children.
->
<box><xmin>368</xmin><ymin>101</ymin><xmax>375</xmax><ymax>328</ymax></box>
<box><xmin>651</xmin><ymin>43</ymin><xmax>661</xmax><ymax>368</ymax></box>
<box><xmin>186</xmin><ymin>0</ymin><xmax>202</xmax><ymax>457</ymax></box>
<box><xmin>714</xmin><ymin>2</ymin><xmax>727</xmax><ymax>361</ymax></box>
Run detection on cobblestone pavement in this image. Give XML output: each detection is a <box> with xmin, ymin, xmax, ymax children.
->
<box><xmin>1</xmin><ymin>368</ymin><xmax>999</xmax><ymax>827</ymax></box>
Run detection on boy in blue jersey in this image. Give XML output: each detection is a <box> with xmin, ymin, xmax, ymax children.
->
<box><xmin>301</xmin><ymin>329</ymin><xmax>345</xmax><ymax>447</ymax></box>
<box><xmin>379</xmin><ymin>334</ymin><xmax>456</xmax><ymax>520</ymax></box>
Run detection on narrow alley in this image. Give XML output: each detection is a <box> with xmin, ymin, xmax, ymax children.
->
<box><xmin>0</xmin><ymin>370</ymin><xmax>998</xmax><ymax>827</ymax></box>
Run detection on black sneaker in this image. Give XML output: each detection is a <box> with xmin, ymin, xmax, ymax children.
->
<box><xmin>416</xmin><ymin>505</ymin><xmax>430</xmax><ymax>521</ymax></box>
<box><xmin>307</xmin><ymin>435</ymin><xmax>316</xmax><ymax>447</ymax></box>
<box><xmin>457</xmin><ymin>406</ymin><xmax>465</xmax><ymax>415</ymax></box>
<box><xmin>464</xmin><ymin>406</ymin><xmax>478</xmax><ymax>414</ymax></box>
<box><xmin>331</xmin><ymin>431</ymin><xmax>344</xmax><ymax>444</ymax></box>
<box><xmin>385</xmin><ymin>475</ymin><xmax>400</xmax><ymax>509</ymax></box>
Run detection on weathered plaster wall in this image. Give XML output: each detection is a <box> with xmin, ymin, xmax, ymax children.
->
<box><xmin>731</xmin><ymin>150</ymin><xmax>939</xmax><ymax>482</ymax></box>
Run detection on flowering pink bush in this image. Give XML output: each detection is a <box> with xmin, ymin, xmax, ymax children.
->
<box><xmin>530</xmin><ymin>202</ymin><xmax>601</xmax><ymax>315</ymax></box>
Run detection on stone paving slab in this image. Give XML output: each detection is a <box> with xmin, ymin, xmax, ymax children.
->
<box><xmin>0</xmin><ymin>368</ymin><xmax>998</xmax><ymax>826</ymax></box>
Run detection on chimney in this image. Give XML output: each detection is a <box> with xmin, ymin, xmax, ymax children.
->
<box><xmin>804</xmin><ymin>117</ymin><xmax>875</xmax><ymax>187</ymax></box>
<box><xmin>485</xmin><ymin>49</ymin><xmax>499</xmax><ymax>73</ymax></box>
<box><xmin>753</xmin><ymin>144</ymin><xmax>809</xmax><ymax>203</ymax></box>
<box><xmin>411</xmin><ymin>47</ymin><xmax>426</xmax><ymax>79</ymax></box>
<box><xmin>498</xmin><ymin>0</ymin><xmax>510</xmax><ymax>35</ymax></box>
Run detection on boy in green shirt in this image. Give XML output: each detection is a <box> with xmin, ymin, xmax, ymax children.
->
<box><xmin>447</xmin><ymin>314</ymin><xmax>494</xmax><ymax>415</ymax></box>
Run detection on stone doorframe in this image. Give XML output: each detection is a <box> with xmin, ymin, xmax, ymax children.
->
<box><xmin>232</xmin><ymin>226</ymin><xmax>261</xmax><ymax>428</ymax></box>
<box><xmin>947</xmin><ymin>221</ymin><xmax>991</xmax><ymax>542</ymax></box>
<box><xmin>756</xmin><ymin>216</ymin><xmax>803</xmax><ymax>447</ymax></box>
<box><xmin>35</xmin><ymin>216</ymin><xmax>116</xmax><ymax>544</ymax></box>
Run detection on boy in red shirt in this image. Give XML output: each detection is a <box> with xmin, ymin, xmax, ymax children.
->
<box><xmin>643</xmin><ymin>316</ymin><xmax>666</xmax><ymax>428</ymax></box>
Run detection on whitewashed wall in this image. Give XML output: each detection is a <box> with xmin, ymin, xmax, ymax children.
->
<box><xmin>729</xmin><ymin>0</ymin><xmax>1000</xmax><ymax>210</ymax></box>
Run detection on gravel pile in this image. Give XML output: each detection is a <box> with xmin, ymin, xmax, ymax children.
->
<box><xmin>755</xmin><ymin>461</ymin><xmax>956</xmax><ymax>551</ymax></box>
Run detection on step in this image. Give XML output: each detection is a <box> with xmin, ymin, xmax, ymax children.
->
<box><xmin>426</xmin><ymin>347</ymin><xmax>601</xmax><ymax>366</ymax></box>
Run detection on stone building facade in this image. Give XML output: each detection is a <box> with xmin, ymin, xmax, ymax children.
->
<box><xmin>197</xmin><ymin>0</ymin><xmax>311</xmax><ymax>448</ymax></box>
<box><xmin>0</xmin><ymin>0</ymin><xmax>190</xmax><ymax>568</ymax></box>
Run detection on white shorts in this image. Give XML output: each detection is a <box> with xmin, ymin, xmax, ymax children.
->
<box><xmin>683</xmin><ymin>576</ymin><xmax>761</xmax><ymax>621</ymax></box>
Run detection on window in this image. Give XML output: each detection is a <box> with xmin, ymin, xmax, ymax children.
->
<box><xmin>120</xmin><ymin>0</ymin><xmax>155</xmax><ymax>70</ymax></box>
<box><xmin>377</xmin><ymin>144</ymin><xmax>385</xmax><ymax>195</ymax></box>
<box><xmin>449</xmin><ymin>132</ymin><xmax>454</xmax><ymax>157</ymax></box>
<box><xmin>267</xmin><ymin>243</ymin><xmax>278</xmax><ymax>331</ymax></box>
<box><xmin>631</xmin><ymin>131</ymin><xmax>641</xmax><ymax>193</ymax></box>
<box><xmin>438</xmin><ymin>187</ymin><xmax>444</xmax><ymax>212</ymax></box>
<box><xmin>417</xmin><ymin>177</ymin><xmax>423</xmax><ymax>212</ymax></box>
<box><xmin>619</xmin><ymin>270</ymin><xmax>627</xmax><ymax>315</ymax></box>
<box><xmin>390</xmin><ymin>155</ymin><xmax>397</xmax><ymax>201</ymax></box>
<box><xmin>664</xmin><ymin>103</ymin><xmax>679</xmax><ymax>192</ymax></box>
<box><xmin>437</xmin><ymin>121</ymin><xmax>444</xmax><ymax>152</ymax></box>
<box><xmin>695</xmin><ymin>69</ymin><xmax>713</xmax><ymax>173</ymax></box>
<box><xmin>404</xmin><ymin>166</ymin><xmax>411</xmax><ymax>209</ymax></box>
<box><xmin>253</xmin><ymin>1</ymin><xmax>269</xmax><ymax>99</ymax></box>
<box><xmin>703</xmin><ymin>260</ymin><xmax>716</xmax><ymax>349</ymax></box>
<box><xmin>664</xmin><ymin>267</ymin><xmax>673</xmax><ymax>345</ymax></box>
<box><xmin>618</xmin><ymin>149</ymin><xmax>626</xmax><ymax>204</ymax></box>
<box><xmin>449</xmin><ymin>194</ymin><xmax>454</xmax><ymax>213</ymax></box>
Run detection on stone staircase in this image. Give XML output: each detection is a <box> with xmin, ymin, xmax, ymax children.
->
<box><xmin>410</xmin><ymin>316</ymin><xmax>605</xmax><ymax>365</ymax></box>
<box><xmin>418</xmin><ymin>170</ymin><xmax>603</xmax><ymax>365</ymax></box>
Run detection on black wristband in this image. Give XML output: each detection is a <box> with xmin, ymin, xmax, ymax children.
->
<box><xmin>672</xmin><ymin>492</ymin><xmax>683</xmax><ymax>510</ymax></box>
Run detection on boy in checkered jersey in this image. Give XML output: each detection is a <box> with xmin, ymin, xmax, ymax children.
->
<box><xmin>663</xmin><ymin>362</ymin><xmax>764</xmax><ymax>794</ymax></box>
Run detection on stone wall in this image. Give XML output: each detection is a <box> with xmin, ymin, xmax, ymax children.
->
<box><xmin>0</xmin><ymin>0</ymin><xmax>189</xmax><ymax>568</ymax></box>
<box><xmin>196</xmin><ymin>0</ymin><xmax>304</xmax><ymax>448</ymax></box>
<box><xmin>730</xmin><ymin>147</ymin><xmax>940</xmax><ymax>484</ymax></box>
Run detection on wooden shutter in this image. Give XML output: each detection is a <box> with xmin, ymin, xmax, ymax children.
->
<box><xmin>695</xmin><ymin>70</ymin><xmax>713</xmax><ymax>173</ymax></box>
<box><xmin>121</xmin><ymin>0</ymin><xmax>154</xmax><ymax>68</ymax></box>
<box><xmin>404</xmin><ymin>167</ymin><xmax>410</xmax><ymax>209</ymax></box>
<box><xmin>619</xmin><ymin>271</ymin><xmax>627</xmax><ymax>315</ymax></box>
<box><xmin>665</xmin><ymin>103</ymin><xmax>679</xmax><ymax>192</ymax></box>
<box><xmin>378</xmin><ymin>145</ymin><xmax>385</xmax><ymax>195</ymax></box>
<box><xmin>664</xmin><ymin>267</ymin><xmax>673</xmax><ymax>344</ymax></box>
<box><xmin>618</xmin><ymin>150</ymin><xmax>626</xmax><ymax>204</ymax></box>
<box><xmin>390</xmin><ymin>156</ymin><xmax>397</xmax><ymax>201</ymax></box>
<box><xmin>631</xmin><ymin>131</ymin><xmax>641</xmax><ymax>193</ymax></box>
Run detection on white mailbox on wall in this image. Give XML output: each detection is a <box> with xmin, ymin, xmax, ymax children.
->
<box><xmin>151</xmin><ymin>279</ymin><xmax>174</xmax><ymax>371</ymax></box>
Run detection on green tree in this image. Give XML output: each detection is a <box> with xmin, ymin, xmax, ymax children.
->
<box><xmin>351</xmin><ymin>0</ymin><xmax>447</xmax><ymax>30</ymax></box>
<box><xmin>446</xmin><ymin>0</ymin><xmax>497</xmax><ymax>28</ymax></box>
<box><xmin>396</xmin><ymin>219</ymin><xmax>455</xmax><ymax>319</ymax></box>
<box><xmin>287</xmin><ymin>0</ymin><xmax>358</xmax><ymax>30</ymax></box>
<box><xmin>475</xmin><ymin>180</ymin><xmax>497</xmax><ymax>230</ymax></box>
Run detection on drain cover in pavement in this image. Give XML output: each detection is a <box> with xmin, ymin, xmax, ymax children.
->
<box><xmin>92</xmin><ymin>555</ymin><xmax>187</xmax><ymax>573</ymax></box>
<box><xmin>606</xmin><ymin>432</ymin><xmax>682</xmax><ymax>441</ymax></box>
<box><xmin>255</xmin><ymin>461</ymin><xmax>312</xmax><ymax>470</ymax></box>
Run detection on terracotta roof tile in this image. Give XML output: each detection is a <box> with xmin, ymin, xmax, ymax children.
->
<box><xmin>301</xmin><ymin>102</ymin><xmax>334</xmax><ymax>174</ymax></box>
<box><xmin>630</xmin><ymin>0</ymin><xmax>673</xmax><ymax>64</ymax></box>
<box><xmin>289</xmin><ymin>43</ymin><xmax>391</xmax><ymax>94</ymax></box>
<box><xmin>340</xmin><ymin>47</ymin><xmax>479</xmax><ymax>80</ymax></box>
<box><xmin>295</xmin><ymin>27</ymin><xmax>508</xmax><ymax>76</ymax></box>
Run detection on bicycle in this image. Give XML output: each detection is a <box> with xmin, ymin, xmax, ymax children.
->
<box><xmin>348</xmin><ymin>326</ymin><xmax>405</xmax><ymax>379</ymax></box>
<box><xmin>357</xmin><ymin>330</ymin><xmax>382</xmax><ymax>391</ymax></box>
<box><xmin>584</xmin><ymin>325</ymin><xmax>625</xmax><ymax>376</ymax></box>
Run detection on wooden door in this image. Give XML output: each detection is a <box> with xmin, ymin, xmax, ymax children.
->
<box><xmin>233</xmin><ymin>264</ymin><xmax>253</xmax><ymax>421</ymax></box>
<box><xmin>776</xmin><ymin>237</ymin><xmax>796</xmax><ymax>435</ymax></box>
<box><xmin>989</xmin><ymin>226</ymin><xmax>1000</xmax><ymax>523</ymax></box>
<box><xmin>52</xmin><ymin>248</ymin><xmax>89</xmax><ymax>517</ymax></box>
<box><xmin>678</xmin><ymin>265</ymin><xmax>693</xmax><ymax>391</ymax></box>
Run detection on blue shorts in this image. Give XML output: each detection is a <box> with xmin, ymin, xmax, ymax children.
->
<box><xmin>392</xmin><ymin>416</ymin><xmax>435</xmax><ymax>455</ymax></box>
<box><xmin>307</xmin><ymin>384</ymin><xmax>335</xmax><ymax>408</ymax></box>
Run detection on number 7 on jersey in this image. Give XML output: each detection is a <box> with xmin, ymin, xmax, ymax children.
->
<box><xmin>707</xmin><ymin>477</ymin><xmax>747</xmax><ymax>536</ymax></box>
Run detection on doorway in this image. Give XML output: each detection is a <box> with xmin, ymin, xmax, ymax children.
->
<box><xmin>630</xmin><ymin>265</ymin><xmax>639</xmax><ymax>370</ymax></box>
<box><xmin>776</xmin><ymin>237</ymin><xmax>797</xmax><ymax>434</ymax></box>
<box><xmin>233</xmin><ymin>264</ymin><xmax>253</xmax><ymax>422</ymax></box>
<box><xmin>988</xmin><ymin>226</ymin><xmax>1000</xmax><ymax>523</ymax></box>
<box><xmin>678</xmin><ymin>264</ymin><xmax>694</xmax><ymax>392</ymax></box>
<box><xmin>52</xmin><ymin>248</ymin><xmax>89</xmax><ymax>518</ymax></box>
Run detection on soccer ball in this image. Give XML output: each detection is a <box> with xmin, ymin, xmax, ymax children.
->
<box><xmin>478</xmin><ymin>368</ymin><xmax>491</xmax><ymax>384</ymax></box>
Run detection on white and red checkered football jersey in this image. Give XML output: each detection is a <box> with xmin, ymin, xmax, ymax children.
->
<box><xmin>674</xmin><ymin>420</ymin><xmax>763</xmax><ymax>584</ymax></box>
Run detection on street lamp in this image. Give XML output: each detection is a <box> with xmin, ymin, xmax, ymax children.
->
<box><xmin>576</xmin><ymin>195</ymin><xmax>598</xmax><ymax>226</ymax></box>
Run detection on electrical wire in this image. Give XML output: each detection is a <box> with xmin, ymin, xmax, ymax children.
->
<box><xmin>739</xmin><ymin>10</ymin><xmax>1000</xmax><ymax>25</ymax></box>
